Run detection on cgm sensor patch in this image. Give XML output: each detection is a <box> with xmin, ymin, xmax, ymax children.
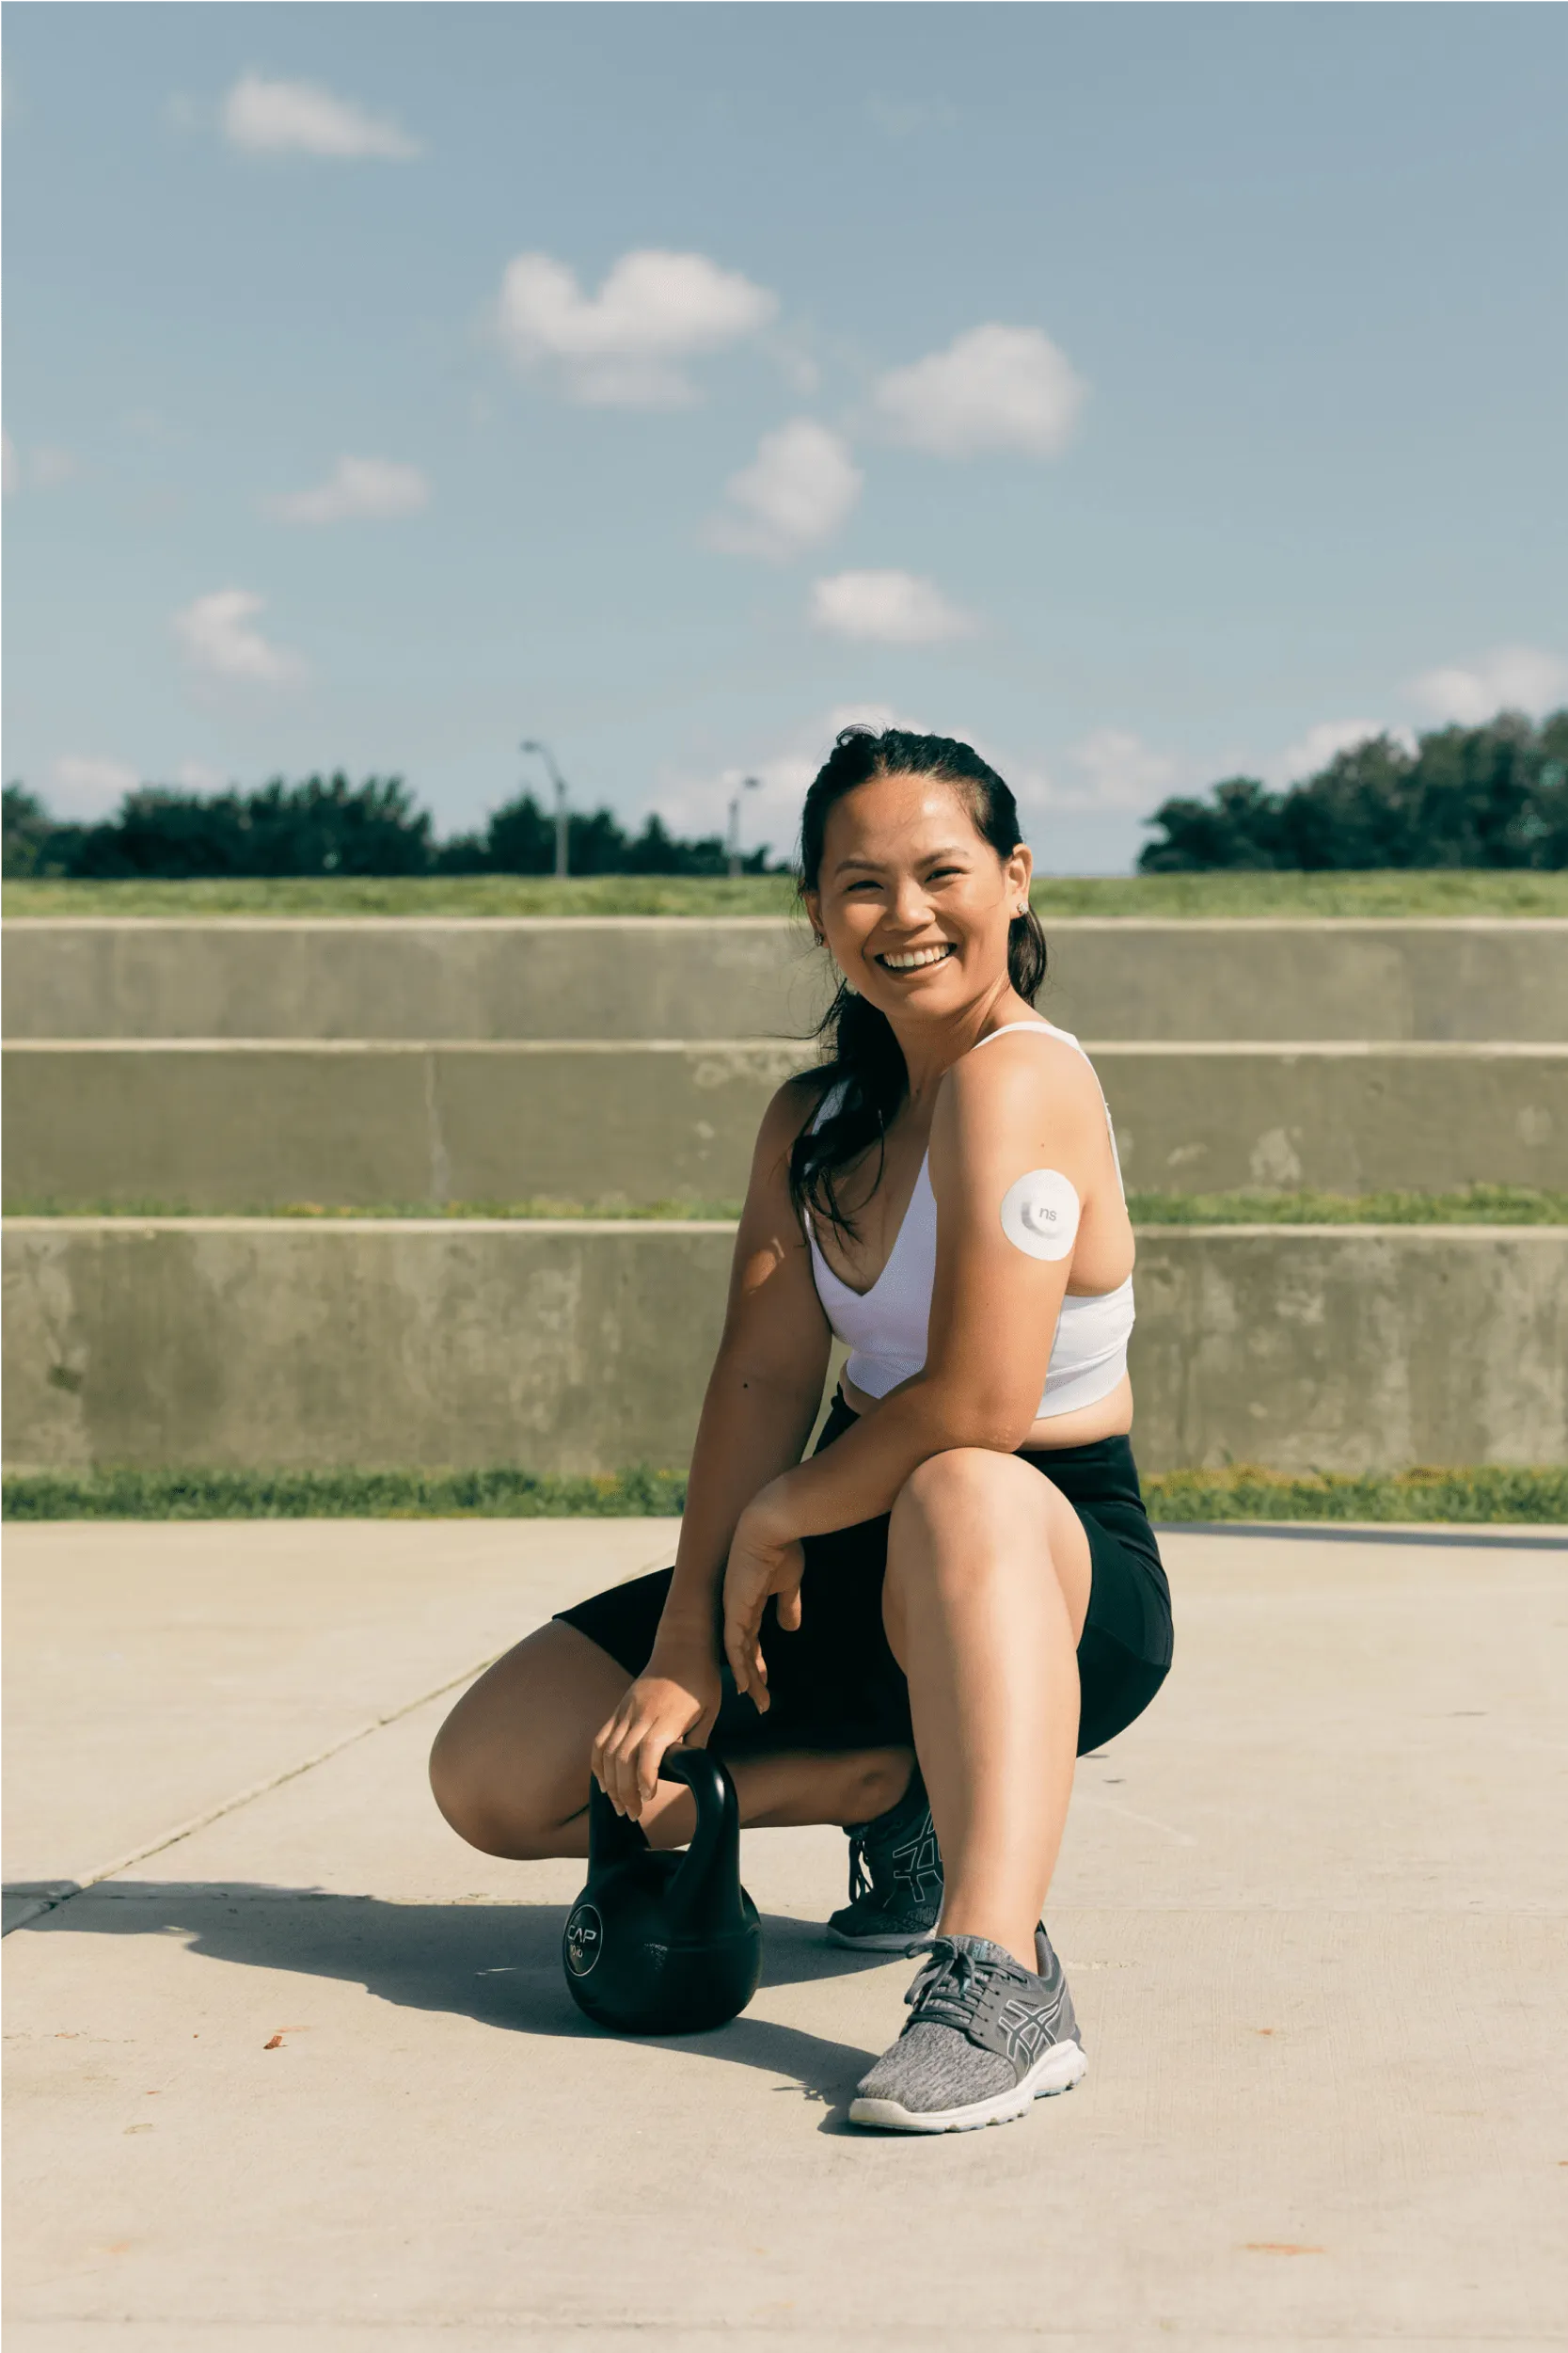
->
<box><xmin>1000</xmin><ymin>1169</ymin><xmax>1081</xmax><ymax>1263</ymax></box>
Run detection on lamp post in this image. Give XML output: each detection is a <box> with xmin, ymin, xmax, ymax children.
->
<box><xmin>726</xmin><ymin>775</ymin><xmax>761</xmax><ymax>879</ymax></box>
<box><xmin>520</xmin><ymin>739</ymin><xmax>569</xmax><ymax>880</ymax></box>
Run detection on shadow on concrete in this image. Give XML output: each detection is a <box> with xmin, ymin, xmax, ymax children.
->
<box><xmin>7</xmin><ymin>1879</ymin><xmax>889</xmax><ymax>2118</ymax></box>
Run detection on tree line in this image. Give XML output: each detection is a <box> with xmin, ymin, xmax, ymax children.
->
<box><xmin>6</xmin><ymin>707</ymin><xmax>1564</xmax><ymax>880</ymax></box>
<box><xmin>1</xmin><ymin>775</ymin><xmax>775</xmax><ymax>881</ymax></box>
<box><xmin>1138</xmin><ymin>709</ymin><xmax>1568</xmax><ymax>872</ymax></box>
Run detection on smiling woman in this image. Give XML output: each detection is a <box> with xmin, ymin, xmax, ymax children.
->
<box><xmin>429</xmin><ymin>726</ymin><xmax>1173</xmax><ymax>2137</ymax></box>
<box><xmin>788</xmin><ymin>729</ymin><xmax>1049</xmax><ymax>1245</ymax></box>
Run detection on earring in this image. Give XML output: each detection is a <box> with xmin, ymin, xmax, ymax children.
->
<box><xmin>1016</xmin><ymin>905</ymin><xmax>1028</xmax><ymax>918</ymax></box>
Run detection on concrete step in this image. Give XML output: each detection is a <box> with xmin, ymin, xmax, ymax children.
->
<box><xmin>5</xmin><ymin>1039</ymin><xmax>1564</xmax><ymax>1207</ymax></box>
<box><xmin>6</xmin><ymin>1218</ymin><xmax>1563</xmax><ymax>1476</ymax></box>
<box><xmin>7</xmin><ymin>917</ymin><xmax>1565</xmax><ymax>1041</ymax></box>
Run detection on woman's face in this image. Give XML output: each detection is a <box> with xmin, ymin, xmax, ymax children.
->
<box><xmin>805</xmin><ymin>771</ymin><xmax>1032</xmax><ymax>1025</ymax></box>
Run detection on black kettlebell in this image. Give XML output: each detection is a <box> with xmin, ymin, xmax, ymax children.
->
<box><xmin>562</xmin><ymin>1748</ymin><xmax>762</xmax><ymax>2036</ymax></box>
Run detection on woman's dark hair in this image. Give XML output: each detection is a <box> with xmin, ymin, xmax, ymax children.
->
<box><xmin>789</xmin><ymin>726</ymin><xmax>1048</xmax><ymax>1236</ymax></box>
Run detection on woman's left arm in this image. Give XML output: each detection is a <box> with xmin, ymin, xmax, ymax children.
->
<box><xmin>721</xmin><ymin>1033</ymin><xmax>1107</xmax><ymax>1704</ymax></box>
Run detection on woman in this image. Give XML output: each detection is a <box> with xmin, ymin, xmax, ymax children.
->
<box><xmin>431</xmin><ymin>726</ymin><xmax>1173</xmax><ymax>2135</ymax></box>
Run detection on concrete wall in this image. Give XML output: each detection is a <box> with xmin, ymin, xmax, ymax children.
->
<box><xmin>7</xmin><ymin>1219</ymin><xmax>1563</xmax><ymax>1477</ymax></box>
<box><xmin>1127</xmin><ymin>1226</ymin><xmax>1567</xmax><ymax>1472</ymax></box>
<box><xmin>5</xmin><ymin>920</ymin><xmax>833</xmax><ymax>1044</ymax></box>
<box><xmin>8</xmin><ymin>1039</ymin><xmax>1564</xmax><ymax>1207</ymax></box>
<box><xmin>5</xmin><ymin>1218</ymin><xmax>736</xmax><ymax>1476</ymax></box>
<box><xmin>2</xmin><ymin>1041</ymin><xmax>801</xmax><ymax>1208</ymax></box>
<box><xmin>8</xmin><ymin>916</ymin><xmax>1566</xmax><ymax>1042</ymax></box>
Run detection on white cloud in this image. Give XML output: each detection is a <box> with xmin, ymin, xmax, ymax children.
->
<box><xmin>1008</xmin><ymin>731</ymin><xmax>1178</xmax><ymax>818</ymax></box>
<box><xmin>223</xmin><ymin>72</ymin><xmax>420</xmax><ymax>160</ymax></box>
<box><xmin>867</xmin><ymin>94</ymin><xmax>958</xmax><ymax>140</ymax></box>
<box><xmin>31</xmin><ymin>444</ymin><xmax>78</xmax><ymax>491</ymax></box>
<box><xmin>1410</xmin><ymin>644</ymin><xmax>1568</xmax><ymax>726</ymax></box>
<box><xmin>810</xmin><ymin>569</ymin><xmax>976</xmax><ymax>645</ymax></box>
<box><xmin>1061</xmin><ymin>729</ymin><xmax>1178</xmax><ymax>812</ymax></box>
<box><xmin>495</xmin><ymin>248</ymin><xmax>778</xmax><ymax>406</ymax></box>
<box><xmin>175</xmin><ymin>760</ymin><xmax>226</xmax><ymax>792</ymax></box>
<box><xmin>49</xmin><ymin>754</ymin><xmax>139</xmax><ymax>819</ymax></box>
<box><xmin>648</xmin><ymin>702</ymin><xmax>916</xmax><ymax>856</ymax></box>
<box><xmin>874</xmin><ymin>324</ymin><xmax>1087</xmax><ymax>459</ymax></box>
<box><xmin>273</xmin><ymin>455</ymin><xmax>431</xmax><ymax>525</ymax></box>
<box><xmin>1262</xmin><ymin>718</ymin><xmax>1418</xmax><ymax>787</ymax></box>
<box><xmin>173</xmin><ymin>589</ymin><xmax>304</xmax><ymax>686</ymax></box>
<box><xmin>3</xmin><ymin>432</ymin><xmax>77</xmax><ymax>492</ymax></box>
<box><xmin>707</xmin><ymin>420</ymin><xmax>862</xmax><ymax>560</ymax></box>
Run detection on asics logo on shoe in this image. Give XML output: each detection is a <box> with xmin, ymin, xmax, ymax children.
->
<box><xmin>892</xmin><ymin>1816</ymin><xmax>942</xmax><ymax>1904</ymax></box>
<box><xmin>995</xmin><ymin>1994</ymin><xmax>1063</xmax><ymax>2066</ymax></box>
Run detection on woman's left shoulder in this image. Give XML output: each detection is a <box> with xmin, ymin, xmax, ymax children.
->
<box><xmin>946</xmin><ymin>1025</ymin><xmax>1102</xmax><ymax>1126</ymax></box>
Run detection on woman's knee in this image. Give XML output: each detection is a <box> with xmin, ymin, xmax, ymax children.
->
<box><xmin>884</xmin><ymin>1448</ymin><xmax>1060</xmax><ymax>1630</ymax></box>
<box><xmin>427</xmin><ymin>1621</ymin><xmax>619</xmax><ymax>1859</ymax></box>
<box><xmin>891</xmin><ymin>1446</ymin><xmax>1038</xmax><ymax>1550</ymax></box>
<box><xmin>427</xmin><ymin>1703</ymin><xmax>560</xmax><ymax>1861</ymax></box>
<box><xmin>887</xmin><ymin>1446</ymin><xmax>1089</xmax><ymax>1641</ymax></box>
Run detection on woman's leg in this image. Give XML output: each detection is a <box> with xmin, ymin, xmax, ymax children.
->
<box><xmin>429</xmin><ymin>1621</ymin><xmax>912</xmax><ymax>1860</ymax></box>
<box><xmin>880</xmin><ymin>1448</ymin><xmax>1091</xmax><ymax>1973</ymax></box>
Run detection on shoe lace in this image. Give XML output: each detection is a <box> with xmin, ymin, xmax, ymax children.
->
<box><xmin>846</xmin><ymin>1826</ymin><xmax>871</xmax><ymax>1906</ymax></box>
<box><xmin>903</xmin><ymin>1936</ymin><xmax>1009</xmax><ymax>2033</ymax></box>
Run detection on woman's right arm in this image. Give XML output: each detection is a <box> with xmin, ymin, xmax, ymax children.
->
<box><xmin>590</xmin><ymin>1077</ymin><xmax>832</xmax><ymax>1816</ymax></box>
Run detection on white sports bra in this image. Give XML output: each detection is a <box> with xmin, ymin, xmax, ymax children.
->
<box><xmin>803</xmin><ymin>1020</ymin><xmax>1134</xmax><ymax>1421</ymax></box>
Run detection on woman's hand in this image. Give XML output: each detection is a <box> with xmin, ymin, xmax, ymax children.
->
<box><xmin>591</xmin><ymin>1638</ymin><xmax>721</xmax><ymax>1820</ymax></box>
<box><xmin>723</xmin><ymin>1493</ymin><xmax>806</xmax><ymax>1713</ymax></box>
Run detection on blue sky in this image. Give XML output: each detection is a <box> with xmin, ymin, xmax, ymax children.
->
<box><xmin>5</xmin><ymin>2</ymin><xmax>1565</xmax><ymax>871</ymax></box>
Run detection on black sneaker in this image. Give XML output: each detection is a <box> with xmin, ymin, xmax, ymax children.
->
<box><xmin>827</xmin><ymin>1765</ymin><xmax>942</xmax><ymax>1950</ymax></box>
<box><xmin>847</xmin><ymin>1928</ymin><xmax>1087</xmax><ymax>2133</ymax></box>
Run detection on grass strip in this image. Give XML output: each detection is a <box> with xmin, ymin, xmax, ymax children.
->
<box><xmin>8</xmin><ymin>871</ymin><xmax>1567</xmax><ymax>920</ymax></box>
<box><xmin>3</xmin><ymin>1197</ymin><xmax>752</xmax><ymax>1222</ymax></box>
<box><xmin>1</xmin><ymin>1464</ymin><xmax>689</xmax><ymax>1521</ymax></box>
<box><xmin>4</xmin><ymin>1461</ymin><xmax>1563</xmax><ymax>1524</ymax></box>
<box><xmin>1142</xmin><ymin>1464</ymin><xmax>1568</xmax><ymax>1523</ymax></box>
<box><xmin>1126</xmin><ymin>1184</ymin><xmax>1568</xmax><ymax>1226</ymax></box>
<box><xmin>8</xmin><ymin>1186</ymin><xmax>1567</xmax><ymax>1225</ymax></box>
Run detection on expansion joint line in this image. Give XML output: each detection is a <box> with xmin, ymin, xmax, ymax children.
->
<box><xmin>2</xmin><ymin>1648</ymin><xmax>504</xmax><ymax>1936</ymax></box>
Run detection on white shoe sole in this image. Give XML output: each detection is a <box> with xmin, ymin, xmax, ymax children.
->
<box><xmin>826</xmin><ymin>1924</ymin><xmax>937</xmax><ymax>1952</ymax></box>
<box><xmin>847</xmin><ymin>2038</ymin><xmax>1087</xmax><ymax>2133</ymax></box>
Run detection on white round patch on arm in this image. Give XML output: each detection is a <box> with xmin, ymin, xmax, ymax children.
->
<box><xmin>1000</xmin><ymin>1169</ymin><xmax>1081</xmax><ymax>1263</ymax></box>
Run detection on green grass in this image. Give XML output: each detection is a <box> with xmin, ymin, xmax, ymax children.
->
<box><xmin>8</xmin><ymin>1185</ymin><xmax>1566</xmax><ymax>1225</ymax></box>
<box><xmin>1125</xmin><ymin>1184</ymin><xmax>1568</xmax><ymax>1226</ymax></box>
<box><xmin>1</xmin><ymin>1464</ymin><xmax>689</xmax><ymax>1520</ymax></box>
<box><xmin>4</xmin><ymin>1459</ymin><xmax>1561</xmax><ymax>1523</ymax></box>
<box><xmin>3</xmin><ymin>1196</ymin><xmax>753</xmax><ymax>1221</ymax></box>
<box><xmin>8</xmin><ymin>870</ymin><xmax>1566</xmax><ymax>920</ymax></box>
<box><xmin>1141</xmin><ymin>1463</ymin><xmax>1568</xmax><ymax>1523</ymax></box>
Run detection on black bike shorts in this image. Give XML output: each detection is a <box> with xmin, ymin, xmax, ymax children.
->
<box><xmin>556</xmin><ymin>1394</ymin><xmax>1173</xmax><ymax>1760</ymax></box>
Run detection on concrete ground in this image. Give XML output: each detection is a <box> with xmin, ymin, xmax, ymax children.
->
<box><xmin>5</xmin><ymin>1518</ymin><xmax>1566</xmax><ymax>2352</ymax></box>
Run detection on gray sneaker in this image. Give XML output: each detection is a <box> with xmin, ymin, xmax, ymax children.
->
<box><xmin>847</xmin><ymin>1927</ymin><xmax>1087</xmax><ymax>2133</ymax></box>
<box><xmin>827</xmin><ymin>1766</ymin><xmax>942</xmax><ymax>1950</ymax></box>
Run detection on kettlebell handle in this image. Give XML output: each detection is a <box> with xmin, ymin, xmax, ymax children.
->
<box><xmin>657</xmin><ymin>1747</ymin><xmax>725</xmax><ymax>1804</ymax></box>
<box><xmin>657</xmin><ymin>1747</ymin><xmax>745</xmax><ymax>1938</ymax></box>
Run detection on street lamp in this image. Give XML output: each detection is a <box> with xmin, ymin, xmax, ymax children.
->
<box><xmin>727</xmin><ymin>775</ymin><xmax>761</xmax><ymax>879</ymax></box>
<box><xmin>520</xmin><ymin>739</ymin><xmax>569</xmax><ymax>880</ymax></box>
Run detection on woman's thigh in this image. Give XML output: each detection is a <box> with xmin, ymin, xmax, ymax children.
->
<box><xmin>428</xmin><ymin>1620</ymin><xmax>631</xmax><ymax>1858</ymax></box>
